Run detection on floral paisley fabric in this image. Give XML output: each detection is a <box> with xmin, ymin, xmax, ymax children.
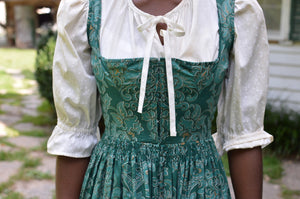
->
<box><xmin>80</xmin><ymin>0</ymin><xmax>235</xmax><ymax>198</ymax></box>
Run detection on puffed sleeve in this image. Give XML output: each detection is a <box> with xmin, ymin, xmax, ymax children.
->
<box><xmin>212</xmin><ymin>0</ymin><xmax>273</xmax><ymax>155</ymax></box>
<box><xmin>47</xmin><ymin>0</ymin><xmax>101</xmax><ymax>158</ymax></box>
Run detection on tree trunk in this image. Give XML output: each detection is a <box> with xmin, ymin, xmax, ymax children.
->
<box><xmin>14</xmin><ymin>5</ymin><xmax>36</xmax><ymax>48</ymax></box>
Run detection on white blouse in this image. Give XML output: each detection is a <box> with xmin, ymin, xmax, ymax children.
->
<box><xmin>47</xmin><ymin>0</ymin><xmax>273</xmax><ymax>158</ymax></box>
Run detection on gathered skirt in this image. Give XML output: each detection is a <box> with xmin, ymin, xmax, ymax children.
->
<box><xmin>80</xmin><ymin>136</ymin><xmax>231</xmax><ymax>199</ymax></box>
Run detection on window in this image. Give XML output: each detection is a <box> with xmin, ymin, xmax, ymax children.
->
<box><xmin>290</xmin><ymin>0</ymin><xmax>300</xmax><ymax>41</ymax></box>
<box><xmin>258</xmin><ymin>0</ymin><xmax>292</xmax><ymax>41</ymax></box>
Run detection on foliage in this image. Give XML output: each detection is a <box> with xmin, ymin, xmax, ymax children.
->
<box><xmin>262</xmin><ymin>154</ymin><xmax>283</xmax><ymax>179</ymax></box>
<box><xmin>221</xmin><ymin>154</ymin><xmax>230</xmax><ymax>176</ymax></box>
<box><xmin>264</xmin><ymin>104</ymin><xmax>300</xmax><ymax>157</ymax></box>
<box><xmin>35</xmin><ymin>31</ymin><xmax>57</xmax><ymax>107</ymax></box>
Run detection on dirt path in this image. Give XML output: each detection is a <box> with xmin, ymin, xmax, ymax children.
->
<box><xmin>0</xmin><ymin>67</ymin><xmax>56</xmax><ymax>198</ymax></box>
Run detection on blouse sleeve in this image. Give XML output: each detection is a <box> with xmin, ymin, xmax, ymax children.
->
<box><xmin>47</xmin><ymin>0</ymin><xmax>101</xmax><ymax>158</ymax></box>
<box><xmin>212</xmin><ymin>0</ymin><xmax>273</xmax><ymax>155</ymax></box>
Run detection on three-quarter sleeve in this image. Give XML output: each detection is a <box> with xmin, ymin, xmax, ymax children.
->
<box><xmin>47</xmin><ymin>0</ymin><xmax>101</xmax><ymax>158</ymax></box>
<box><xmin>213</xmin><ymin>0</ymin><xmax>273</xmax><ymax>155</ymax></box>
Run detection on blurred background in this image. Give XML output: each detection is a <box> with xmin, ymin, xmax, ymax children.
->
<box><xmin>0</xmin><ymin>0</ymin><xmax>299</xmax><ymax>198</ymax></box>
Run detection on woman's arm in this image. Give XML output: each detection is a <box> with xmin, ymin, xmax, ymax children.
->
<box><xmin>56</xmin><ymin>156</ymin><xmax>90</xmax><ymax>199</ymax></box>
<box><xmin>47</xmin><ymin>0</ymin><xmax>100</xmax><ymax>197</ymax></box>
<box><xmin>228</xmin><ymin>146</ymin><xmax>263</xmax><ymax>199</ymax></box>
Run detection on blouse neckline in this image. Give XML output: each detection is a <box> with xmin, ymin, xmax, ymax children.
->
<box><xmin>127</xmin><ymin>0</ymin><xmax>188</xmax><ymax>18</ymax></box>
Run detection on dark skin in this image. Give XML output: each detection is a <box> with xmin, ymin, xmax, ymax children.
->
<box><xmin>56</xmin><ymin>1</ymin><xmax>263</xmax><ymax>198</ymax></box>
<box><xmin>229</xmin><ymin>146</ymin><xmax>263</xmax><ymax>199</ymax></box>
<box><xmin>56</xmin><ymin>156</ymin><xmax>90</xmax><ymax>199</ymax></box>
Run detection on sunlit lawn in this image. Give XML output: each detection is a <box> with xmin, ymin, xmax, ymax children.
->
<box><xmin>0</xmin><ymin>48</ymin><xmax>36</xmax><ymax>71</ymax></box>
<box><xmin>0</xmin><ymin>48</ymin><xmax>36</xmax><ymax>100</ymax></box>
<box><xmin>0</xmin><ymin>48</ymin><xmax>55</xmax><ymax>133</ymax></box>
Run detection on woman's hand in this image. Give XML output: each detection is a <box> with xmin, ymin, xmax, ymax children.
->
<box><xmin>228</xmin><ymin>147</ymin><xmax>263</xmax><ymax>199</ymax></box>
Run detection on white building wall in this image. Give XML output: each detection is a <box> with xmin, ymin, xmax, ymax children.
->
<box><xmin>268</xmin><ymin>44</ymin><xmax>300</xmax><ymax>112</ymax></box>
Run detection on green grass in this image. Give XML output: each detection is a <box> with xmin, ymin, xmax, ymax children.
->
<box><xmin>0</xmin><ymin>180</ymin><xmax>15</xmax><ymax>194</ymax></box>
<box><xmin>31</xmin><ymin>139</ymin><xmax>48</xmax><ymax>152</ymax></box>
<box><xmin>0</xmin><ymin>94</ymin><xmax>23</xmax><ymax>112</ymax></box>
<box><xmin>0</xmin><ymin>168</ymin><xmax>53</xmax><ymax>195</ymax></box>
<box><xmin>0</xmin><ymin>93</ymin><xmax>23</xmax><ymax>100</ymax></box>
<box><xmin>0</xmin><ymin>151</ymin><xmax>27</xmax><ymax>161</ymax></box>
<box><xmin>19</xmin><ymin>130</ymin><xmax>47</xmax><ymax>138</ymax></box>
<box><xmin>22</xmin><ymin>158</ymin><xmax>41</xmax><ymax>168</ymax></box>
<box><xmin>0</xmin><ymin>48</ymin><xmax>36</xmax><ymax>71</ymax></box>
<box><xmin>0</xmin><ymin>48</ymin><xmax>37</xmax><ymax>103</ymax></box>
<box><xmin>21</xmin><ymin>69</ymin><xmax>35</xmax><ymax>80</ymax></box>
<box><xmin>0</xmin><ymin>69</ymin><xmax>36</xmax><ymax>95</ymax></box>
<box><xmin>52</xmin><ymin>192</ymin><xmax>56</xmax><ymax>199</ymax></box>
<box><xmin>18</xmin><ymin>114</ymin><xmax>56</xmax><ymax>126</ymax></box>
<box><xmin>15</xmin><ymin>169</ymin><xmax>53</xmax><ymax>181</ymax></box>
<box><xmin>281</xmin><ymin>185</ymin><xmax>300</xmax><ymax>199</ymax></box>
<box><xmin>2</xmin><ymin>191</ymin><xmax>24</xmax><ymax>199</ymax></box>
<box><xmin>8</xmin><ymin>99</ymin><xmax>22</xmax><ymax>107</ymax></box>
<box><xmin>0</xmin><ymin>70</ymin><xmax>15</xmax><ymax>93</ymax></box>
<box><xmin>0</xmin><ymin>138</ymin><xmax>16</xmax><ymax>147</ymax></box>
<box><xmin>263</xmin><ymin>154</ymin><xmax>283</xmax><ymax>180</ymax></box>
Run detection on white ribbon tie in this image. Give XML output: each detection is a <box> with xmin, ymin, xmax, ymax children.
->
<box><xmin>137</xmin><ymin>16</ymin><xmax>185</xmax><ymax>137</ymax></box>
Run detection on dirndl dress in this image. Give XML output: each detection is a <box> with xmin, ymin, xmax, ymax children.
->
<box><xmin>80</xmin><ymin>0</ymin><xmax>234</xmax><ymax>198</ymax></box>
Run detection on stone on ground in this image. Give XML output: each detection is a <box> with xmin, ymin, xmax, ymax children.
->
<box><xmin>6</xmin><ymin>136</ymin><xmax>45</xmax><ymax>149</ymax></box>
<box><xmin>0</xmin><ymin>144</ymin><xmax>16</xmax><ymax>152</ymax></box>
<box><xmin>30</xmin><ymin>151</ymin><xmax>56</xmax><ymax>176</ymax></box>
<box><xmin>21</xmin><ymin>94</ymin><xmax>42</xmax><ymax>109</ymax></box>
<box><xmin>263</xmin><ymin>181</ymin><xmax>282</xmax><ymax>199</ymax></box>
<box><xmin>0</xmin><ymin>104</ymin><xmax>21</xmax><ymax>115</ymax></box>
<box><xmin>0</xmin><ymin>161</ymin><xmax>22</xmax><ymax>183</ymax></box>
<box><xmin>13</xmin><ymin>179</ymin><xmax>55</xmax><ymax>199</ymax></box>
<box><xmin>0</xmin><ymin>115</ymin><xmax>22</xmax><ymax>126</ymax></box>
<box><xmin>13</xmin><ymin>122</ymin><xmax>50</xmax><ymax>133</ymax></box>
<box><xmin>282</xmin><ymin>160</ymin><xmax>300</xmax><ymax>191</ymax></box>
<box><xmin>21</xmin><ymin>94</ymin><xmax>42</xmax><ymax>117</ymax></box>
<box><xmin>227</xmin><ymin>177</ymin><xmax>282</xmax><ymax>199</ymax></box>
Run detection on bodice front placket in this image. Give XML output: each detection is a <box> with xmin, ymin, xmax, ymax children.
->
<box><xmin>128</xmin><ymin>1</ymin><xmax>186</xmax><ymax>137</ymax></box>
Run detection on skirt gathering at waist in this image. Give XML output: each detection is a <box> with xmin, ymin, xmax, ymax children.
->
<box><xmin>80</xmin><ymin>133</ymin><xmax>231</xmax><ymax>199</ymax></box>
<box><xmin>92</xmin><ymin>134</ymin><xmax>220</xmax><ymax>163</ymax></box>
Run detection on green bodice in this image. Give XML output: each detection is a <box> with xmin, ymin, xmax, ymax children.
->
<box><xmin>87</xmin><ymin>0</ymin><xmax>234</xmax><ymax>144</ymax></box>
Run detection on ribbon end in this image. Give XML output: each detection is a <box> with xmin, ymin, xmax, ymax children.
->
<box><xmin>170</xmin><ymin>131</ymin><xmax>177</xmax><ymax>137</ymax></box>
<box><xmin>137</xmin><ymin>106</ymin><xmax>143</xmax><ymax>114</ymax></box>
